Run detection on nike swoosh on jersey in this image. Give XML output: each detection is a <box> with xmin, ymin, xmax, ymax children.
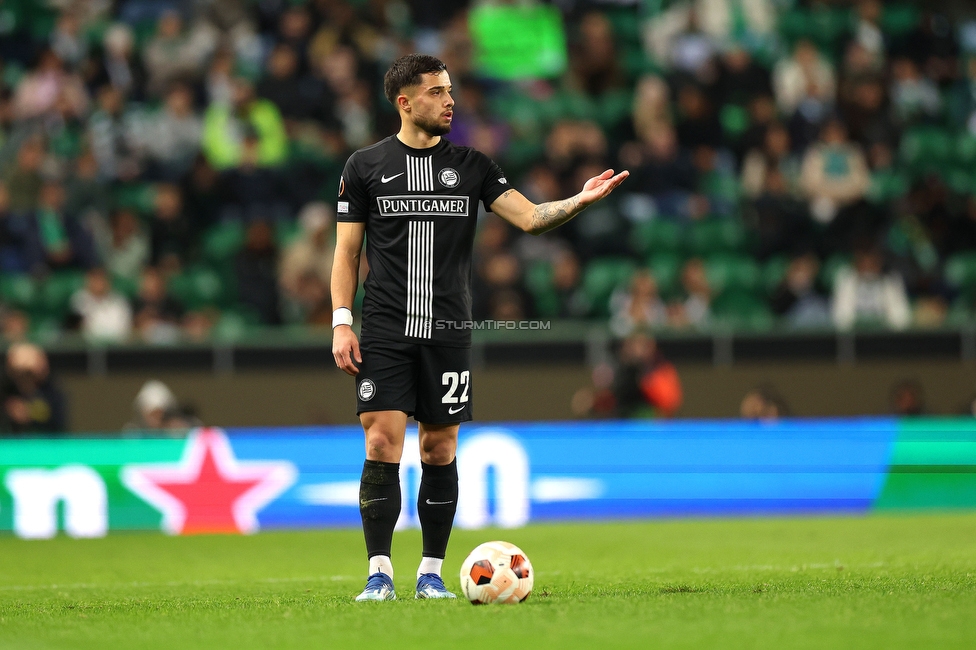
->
<box><xmin>448</xmin><ymin>405</ymin><xmax>466</xmax><ymax>415</ymax></box>
<box><xmin>425</xmin><ymin>499</ymin><xmax>454</xmax><ymax>505</ymax></box>
<box><xmin>380</xmin><ymin>172</ymin><xmax>404</xmax><ymax>183</ymax></box>
<box><xmin>362</xmin><ymin>497</ymin><xmax>388</xmax><ymax>504</ymax></box>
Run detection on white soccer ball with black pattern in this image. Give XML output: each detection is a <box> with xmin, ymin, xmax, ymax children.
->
<box><xmin>459</xmin><ymin>541</ymin><xmax>533</xmax><ymax>604</ymax></box>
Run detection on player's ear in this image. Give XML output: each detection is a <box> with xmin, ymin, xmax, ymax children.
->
<box><xmin>397</xmin><ymin>93</ymin><xmax>411</xmax><ymax>114</ymax></box>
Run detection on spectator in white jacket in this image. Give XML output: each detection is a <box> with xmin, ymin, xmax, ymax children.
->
<box><xmin>70</xmin><ymin>267</ymin><xmax>133</xmax><ymax>342</ymax></box>
<box><xmin>831</xmin><ymin>247</ymin><xmax>911</xmax><ymax>331</ymax></box>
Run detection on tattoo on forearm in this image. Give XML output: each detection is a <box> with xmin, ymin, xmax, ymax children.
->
<box><xmin>500</xmin><ymin>189</ymin><xmax>515</xmax><ymax>200</ymax></box>
<box><xmin>529</xmin><ymin>196</ymin><xmax>583</xmax><ymax>234</ymax></box>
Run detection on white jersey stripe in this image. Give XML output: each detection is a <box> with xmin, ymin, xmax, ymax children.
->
<box><xmin>404</xmin><ymin>220</ymin><xmax>434</xmax><ymax>338</ymax></box>
<box><xmin>406</xmin><ymin>154</ymin><xmax>434</xmax><ymax>192</ymax></box>
<box><xmin>423</xmin><ymin>221</ymin><xmax>433</xmax><ymax>338</ymax></box>
<box><xmin>408</xmin><ymin>221</ymin><xmax>418</xmax><ymax>337</ymax></box>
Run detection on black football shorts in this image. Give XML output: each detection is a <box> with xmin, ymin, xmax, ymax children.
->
<box><xmin>354</xmin><ymin>340</ymin><xmax>473</xmax><ymax>424</ymax></box>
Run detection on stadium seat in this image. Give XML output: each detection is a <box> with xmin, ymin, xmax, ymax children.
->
<box><xmin>202</xmin><ymin>221</ymin><xmax>246</xmax><ymax>263</ymax></box>
<box><xmin>525</xmin><ymin>260</ymin><xmax>562</xmax><ymax>317</ymax></box>
<box><xmin>819</xmin><ymin>254</ymin><xmax>851</xmax><ymax>291</ymax></box>
<box><xmin>581</xmin><ymin>257</ymin><xmax>636</xmax><ymax>317</ymax></box>
<box><xmin>705</xmin><ymin>254</ymin><xmax>761</xmax><ymax>294</ymax></box>
<box><xmin>38</xmin><ymin>271</ymin><xmax>86</xmax><ymax>319</ymax></box>
<box><xmin>945</xmin><ymin>252</ymin><xmax>976</xmax><ymax>297</ymax></box>
<box><xmin>112</xmin><ymin>275</ymin><xmax>139</xmax><ymax>300</ymax></box>
<box><xmin>954</xmin><ymin>133</ymin><xmax>976</xmax><ymax>167</ymax></box>
<box><xmin>711</xmin><ymin>290</ymin><xmax>774</xmax><ymax>331</ymax></box>
<box><xmin>945</xmin><ymin>168</ymin><xmax>975</xmax><ymax>195</ymax></box>
<box><xmin>212</xmin><ymin>308</ymin><xmax>262</xmax><ymax>343</ymax></box>
<box><xmin>880</xmin><ymin>4</ymin><xmax>920</xmax><ymax>36</ymax></box>
<box><xmin>275</xmin><ymin>220</ymin><xmax>302</xmax><ymax>247</ymax></box>
<box><xmin>868</xmin><ymin>170</ymin><xmax>910</xmax><ymax>204</ymax></box>
<box><xmin>0</xmin><ymin>274</ymin><xmax>38</xmax><ymax>312</ymax></box>
<box><xmin>630</xmin><ymin>219</ymin><xmax>682</xmax><ymax>256</ymax></box>
<box><xmin>762</xmin><ymin>257</ymin><xmax>790</xmax><ymax>295</ymax></box>
<box><xmin>646</xmin><ymin>252</ymin><xmax>683</xmax><ymax>296</ymax></box>
<box><xmin>685</xmin><ymin>219</ymin><xmax>747</xmax><ymax>256</ymax></box>
<box><xmin>168</xmin><ymin>266</ymin><xmax>230</xmax><ymax>310</ymax></box>
<box><xmin>899</xmin><ymin>128</ymin><xmax>953</xmax><ymax>175</ymax></box>
<box><xmin>114</xmin><ymin>183</ymin><xmax>156</xmax><ymax>215</ymax></box>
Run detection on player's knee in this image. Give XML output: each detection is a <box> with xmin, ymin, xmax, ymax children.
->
<box><xmin>419</xmin><ymin>429</ymin><xmax>457</xmax><ymax>465</ymax></box>
<box><xmin>365</xmin><ymin>429</ymin><xmax>402</xmax><ymax>462</ymax></box>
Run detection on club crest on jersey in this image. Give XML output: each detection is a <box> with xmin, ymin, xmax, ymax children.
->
<box><xmin>358</xmin><ymin>378</ymin><xmax>376</xmax><ymax>401</ymax></box>
<box><xmin>439</xmin><ymin>167</ymin><xmax>460</xmax><ymax>188</ymax></box>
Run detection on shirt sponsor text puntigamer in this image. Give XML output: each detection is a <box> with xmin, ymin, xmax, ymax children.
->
<box><xmin>377</xmin><ymin>195</ymin><xmax>470</xmax><ymax>217</ymax></box>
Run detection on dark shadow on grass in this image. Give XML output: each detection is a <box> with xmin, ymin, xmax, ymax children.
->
<box><xmin>658</xmin><ymin>584</ymin><xmax>709</xmax><ymax>594</ymax></box>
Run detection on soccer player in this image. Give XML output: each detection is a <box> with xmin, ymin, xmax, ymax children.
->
<box><xmin>331</xmin><ymin>54</ymin><xmax>628</xmax><ymax>601</ymax></box>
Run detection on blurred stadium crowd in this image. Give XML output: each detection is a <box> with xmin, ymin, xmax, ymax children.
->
<box><xmin>2</xmin><ymin>0</ymin><xmax>976</xmax><ymax>347</ymax></box>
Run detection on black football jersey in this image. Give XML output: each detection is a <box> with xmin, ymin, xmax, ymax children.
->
<box><xmin>337</xmin><ymin>135</ymin><xmax>510</xmax><ymax>347</ymax></box>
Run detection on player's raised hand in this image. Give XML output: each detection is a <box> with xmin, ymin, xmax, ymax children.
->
<box><xmin>578</xmin><ymin>169</ymin><xmax>629</xmax><ymax>207</ymax></box>
<box><xmin>332</xmin><ymin>326</ymin><xmax>362</xmax><ymax>376</ymax></box>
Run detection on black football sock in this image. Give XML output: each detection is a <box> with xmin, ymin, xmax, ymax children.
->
<box><xmin>359</xmin><ymin>460</ymin><xmax>402</xmax><ymax>560</ymax></box>
<box><xmin>417</xmin><ymin>459</ymin><xmax>459</xmax><ymax>561</ymax></box>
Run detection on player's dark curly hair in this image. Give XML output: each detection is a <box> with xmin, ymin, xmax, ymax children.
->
<box><xmin>383</xmin><ymin>54</ymin><xmax>447</xmax><ymax>106</ymax></box>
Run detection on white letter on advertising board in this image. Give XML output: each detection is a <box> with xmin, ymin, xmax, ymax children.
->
<box><xmin>5</xmin><ymin>465</ymin><xmax>108</xmax><ymax>539</ymax></box>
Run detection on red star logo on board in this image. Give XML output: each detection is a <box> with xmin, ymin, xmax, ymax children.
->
<box><xmin>121</xmin><ymin>427</ymin><xmax>297</xmax><ymax>535</ymax></box>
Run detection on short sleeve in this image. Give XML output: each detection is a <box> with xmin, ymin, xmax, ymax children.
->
<box><xmin>336</xmin><ymin>153</ymin><xmax>369</xmax><ymax>222</ymax></box>
<box><xmin>478</xmin><ymin>153</ymin><xmax>510</xmax><ymax>211</ymax></box>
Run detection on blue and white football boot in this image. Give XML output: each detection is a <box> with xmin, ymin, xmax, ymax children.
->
<box><xmin>415</xmin><ymin>573</ymin><xmax>457</xmax><ymax>599</ymax></box>
<box><xmin>355</xmin><ymin>572</ymin><xmax>396</xmax><ymax>601</ymax></box>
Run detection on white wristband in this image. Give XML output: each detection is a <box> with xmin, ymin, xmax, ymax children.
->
<box><xmin>332</xmin><ymin>307</ymin><xmax>354</xmax><ymax>329</ymax></box>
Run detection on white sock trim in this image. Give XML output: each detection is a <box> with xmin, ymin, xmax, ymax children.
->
<box><xmin>418</xmin><ymin>557</ymin><xmax>443</xmax><ymax>578</ymax></box>
<box><xmin>369</xmin><ymin>555</ymin><xmax>393</xmax><ymax>579</ymax></box>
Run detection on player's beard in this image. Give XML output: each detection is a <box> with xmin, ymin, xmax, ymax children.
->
<box><xmin>414</xmin><ymin>112</ymin><xmax>451</xmax><ymax>137</ymax></box>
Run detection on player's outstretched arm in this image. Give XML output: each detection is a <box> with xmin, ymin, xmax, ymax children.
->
<box><xmin>489</xmin><ymin>168</ymin><xmax>629</xmax><ymax>235</ymax></box>
<box><xmin>331</xmin><ymin>221</ymin><xmax>366</xmax><ymax>376</ymax></box>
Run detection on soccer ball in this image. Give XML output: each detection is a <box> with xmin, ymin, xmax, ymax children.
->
<box><xmin>459</xmin><ymin>541</ymin><xmax>533</xmax><ymax>604</ymax></box>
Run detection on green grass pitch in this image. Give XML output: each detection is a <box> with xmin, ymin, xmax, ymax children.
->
<box><xmin>0</xmin><ymin>513</ymin><xmax>974</xmax><ymax>649</ymax></box>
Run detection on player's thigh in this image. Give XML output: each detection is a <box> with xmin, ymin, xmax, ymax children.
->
<box><xmin>415</xmin><ymin>345</ymin><xmax>472</xmax><ymax>424</ymax></box>
<box><xmin>355</xmin><ymin>342</ymin><xmax>419</xmax><ymax>417</ymax></box>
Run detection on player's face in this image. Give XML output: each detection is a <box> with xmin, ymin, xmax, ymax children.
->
<box><xmin>405</xmin><ymin>70</ymin><xmax>454</xmax><ymax>136</ymax></box>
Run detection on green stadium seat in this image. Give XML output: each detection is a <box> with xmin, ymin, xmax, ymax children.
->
<box><xmin>581</xmin><ymin>256</ymin><xmax>637</xmax><ymax>317</ymax></box>
<box><xmin>212</xmin><ymin>308</ymin><xmax>262</xmax><ymax>343</ymax></box>
<box><xmin>711</xmin><ymin>290</ymin><xmax>774</xmax><ymax>331</ymax></box>
<box><xmin>114</xmin><ymin>183</ymin><xmax>156</xmax><ymax>215</ymax></box>
<box><xmin>202</xmin><ymin>221</ymin><xmax>246</xmax><ymax>263</ymax></box>
<box><xmin>525</xmin><ymin>261</ymin><xmax>562</xmax><ymax>317</ymax></box>
<box><xmin>0</xmin><ymin>274</ymin><xmax>38</xmax><ymax>312</ymax></box>
<box><xmin>955</xmin><ymin>134</ymin><xmax>976</xmax><ymax>167</ymax></box>
<box><xmin>275</xmin><ymin>220</ymin><xmax>302</xmax><ymax>247</ymax></box>
<box><xmin>525</xmin><ymin>260</ymin><xmax>554</xmax><ymax>296</ymax></box>
<box><xmin>112</xmin><ymin>275</ymin><xmax>139</xmax><ymax>300</ymax></box>
<box><xmin>899</xmin><ymin>128</ymin><xmax>953</xmax><ymax>174</ymax></box>
<box><xmin>762</xmin><ymin>256</ymin><xmax>790</xmax><ymax>295</ymax></box>
<box><xmin>945</xmin><ymin>168</ymin><xmax>976</xmax><ymax>195</ymax></box>
<box><xmin>685</xmin><ymin>219</ymin><xmax>746</xmax><ymax>255</ymax></box>
<box><xmin>705</xmin><ymin>254</ymin><xmax>761</xmax><ymax>294</ymax></box>
<box><xmin>946</xmin><ymin>296</ymin><xmax>974</xmax><ymax>326</ymax></box>
<box><xmin>880</xmin><ymin>4</ymin><xmax>920</xmax><ymax>36</ymax></box>
<box><xmin>168</xmin><ymin>266</ymin><xmax>230</xmax><ymax>310</ymax></box>
<box><xmin>945</xmin><ymin>252</ymin><xmax>976</xmax><ymax>296</ymax></box>
<box><xmin>38</xmin><ymin>271</ymin><xmax>86</xmax><ymax>319</ymax></box>
<box><xmin>646</xmin><ymin>252</ymin><xmax>682</xmax><ymax>296</ymax></box>
<box><xmin>867</xmin><ymin>170</ymin><xmax>910</xmax><ymax>204</ymax></box>
<box><xmin>596</xmin><ymin>90</ymin><xmax>633</xmax><ymax>130</ymax></box>
<box><xmin>720</xmin><ymin>104</ymin><xmax>750</xmax><ymax>138</ymax></box>
<box><xmin>819</xmin><ymin>254</ymin><xmax>851</xmax><ymax>291</ymax></box>
<box><xmin>630</xmin><ymin>219</ymin><xmax>682</xmax><ymax>256</ymax></box>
